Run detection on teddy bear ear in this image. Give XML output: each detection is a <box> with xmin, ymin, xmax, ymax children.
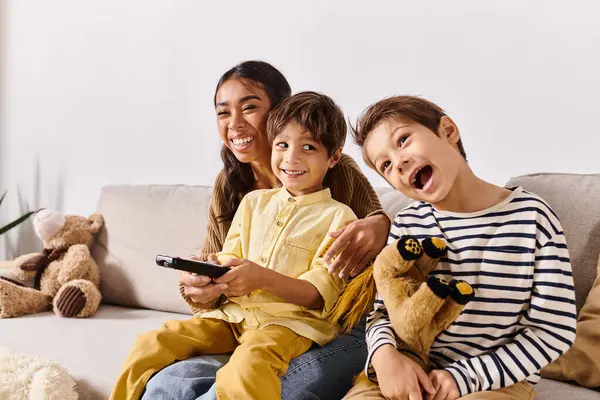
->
<box><xmin>88</xmin><ymin>213</ymin><xmax>104</xmax><ymax>233</ymax></box>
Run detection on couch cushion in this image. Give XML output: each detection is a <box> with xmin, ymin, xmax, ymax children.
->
<box><xmin>506</xmin><ymin>173</ymin><xmax>600</xmax><ymax>313</ymax></box>
<box><xmin>374</xmin><ymin>187</ymin><xmax>413</xmax><ymax>221</ymax></box>
<box><xmin>91</xmin><ymin>185</ymin><xmax>213</xmax><ymax>314</ymax></box>
<box><xmin>541</xmin><ymin>255</ymin><xmax>600</xmax><ymax>387</ymax></box>
<box><xmin>534</xmin><ymin>378</ymin><xmax>600</xmax><ymax>399</ymax></box>
<box><xmin>0</xmin><ymin>305</ymin><xmax>190</xmax><ymax>400</ymax></box>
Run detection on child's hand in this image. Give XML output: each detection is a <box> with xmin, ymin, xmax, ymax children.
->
<box><xmin>214</xmin><ymin>258</ymin><xmax>268</xmax><ymax>297</ymax></box>
<box><xmin>205</xmin><ymin>254</ymin><xmax>221</xmax><ymax>265</ymax></box>
<box><xmin>372</xmin><ymin>345</ymin><xmax>436</xmax><ymax>400</ymax></box>
<box><xmin>179</xmin><ymin>271</ymin><xmax>227</xmax><ymax>304</ymax></box>
<box><xmin>425</xmin><ymin>370</ymin><xmax>459</xmax><ymax>400</ymax></box>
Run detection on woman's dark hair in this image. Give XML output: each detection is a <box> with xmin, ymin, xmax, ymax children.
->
<box><xmin>214</xmin><ymin>61</ymin><xmax>291</xmax><ymax>221</ymax></box>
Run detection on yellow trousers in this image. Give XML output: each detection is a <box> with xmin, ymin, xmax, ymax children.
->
<box><xmin>110</xmin><ymin>317</ymin><xmax>313</xmax><ymax>400</ymax></box>
<box><xmin>343</xmin><ymin>373</ymin><xmax>536</xmax><ymax>399</ymax></box>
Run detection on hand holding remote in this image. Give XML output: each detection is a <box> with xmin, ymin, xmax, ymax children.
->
<box><xmin>203</xmin><ymin>254</ymin><xmax>221</xmax><ymax>266</ymax></box>
<box><xmin>214</xmin><ymin>257</ymin><xmax>269</xmax><ymax>297</ymax></box>
<box><xmin>179</xmin><ymin>254</ymin><xmax>228</xmax><ymax>304</ymax></box>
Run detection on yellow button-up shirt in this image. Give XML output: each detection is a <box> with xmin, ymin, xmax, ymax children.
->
<box><xmin>199</xmin><ymin>187</ymin><xmax>357</xmax><ymax>345</ymax></box>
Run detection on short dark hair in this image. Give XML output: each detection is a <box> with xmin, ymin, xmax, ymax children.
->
<box><xmin>351</xmin><ymin>96</ymin><xmax>467</xmax><ymax>167</ymax></box>
<box><xmin>267</xmin><ymin>91</ymin><xmax>347</xmax><ymax>156</ymax></box>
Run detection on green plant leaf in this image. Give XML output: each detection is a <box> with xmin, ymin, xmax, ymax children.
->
<box><xmin>0</xmin><ymin>211</ymin><xmax>36</xmax><ymax>235</ymax></box>
<box><xmin>0</xmin><ymin>190</ymin><xmax>6</xmax><ymax>208</ymax></box>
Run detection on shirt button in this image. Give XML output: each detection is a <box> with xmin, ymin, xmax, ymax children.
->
<box><xmin>288</xmin><ymin>197</ymin><xmax>295</xmax><ymax>203</ymax></box>
<box><xmin>260</xmin><ymin>257</ymin><xmax>266</xmax><ymax>263</ymax></box>
<box><xmin>276</xmin><ymin>221</ymin><xmax>283</xmax><ymax>227</ymax></box>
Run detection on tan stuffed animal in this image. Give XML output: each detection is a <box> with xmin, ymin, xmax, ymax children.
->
<box><xmin>0</xmin><ymin>209</ymin><xmax>104</xmax><ymax>318</ymax></box>
<box><xmin>331</xmin><ymin>235</ymin><xmax>475</xmax><ymax>372</ymax></box>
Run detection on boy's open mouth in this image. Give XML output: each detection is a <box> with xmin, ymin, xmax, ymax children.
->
<box><xmin>411</xmin><ymin>165</ymin><xmax>433</xmax><ymax>190</ymax></box>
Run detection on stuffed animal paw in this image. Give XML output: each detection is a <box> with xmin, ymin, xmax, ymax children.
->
<box><xmin>426</xmin><ymin>277</ymin><xmax>475</xmax><ymax>305</ymax></box>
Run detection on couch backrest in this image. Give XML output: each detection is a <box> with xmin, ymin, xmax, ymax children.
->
<box><xmin>375</xmin><ymin>186</ymin><xmax>414</xmax><ymax>220</ymax></box>
<box><xmin>506</xmin><ymin>173</ymin><xmax>600</xmax><ymax>313</ymax></box>
<box><xmin>91</xmin><ymin>185</ymin><xmax>213</xmax><ymax>315</ymax></box>
<box><xmin>93</xmin><ymin>173</ymin><xmax>599</xmax><ymax>315</ymax></box>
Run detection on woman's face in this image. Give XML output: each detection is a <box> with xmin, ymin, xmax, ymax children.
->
<box><xmin>215</xmin><ymin>78</ymin><xmax>272</xmax><ymax>165</ymax></box>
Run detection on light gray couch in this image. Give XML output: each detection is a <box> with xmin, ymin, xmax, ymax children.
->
<box><xmin>1</xmin><ymin>173</ymin><xmax>599</xmax><ymax>399</ymax></box>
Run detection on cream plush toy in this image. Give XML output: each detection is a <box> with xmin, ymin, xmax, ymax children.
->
<box><xmin>0</xmin><ymin>347</ymin><xmax>78</xmax><ymax>400</ymax></box>
<box><xmin>0</xmin><ymin>209</ymin><xmax>104</xmax><ymax>318</ymax></box>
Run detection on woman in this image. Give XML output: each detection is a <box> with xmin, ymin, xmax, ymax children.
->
<box><xmin>144</xmin><ymin>61</ymin><xmax>390</xmax><ymax>400</ymax></box>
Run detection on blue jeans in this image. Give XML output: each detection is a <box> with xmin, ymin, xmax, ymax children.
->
<box><xmin>142</xmin><ymin>321</ymin><xmax>366</xmax><ymax>400</ymax></box>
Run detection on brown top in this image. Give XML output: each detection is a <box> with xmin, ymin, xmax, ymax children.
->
<box><xmin>180</xmin><ymin>153</ymin><xmax>387</xmax><ymax>313</ymax></box>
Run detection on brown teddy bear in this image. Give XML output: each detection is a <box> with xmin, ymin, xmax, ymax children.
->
<box><xmin>0</xmin><ymin>209</ymin><xmax>104</xmax><ymax>318</ymax></box>
<box><xmin>331</xmin><ymin>235</ymin><xmax>475</xmax><ymax>374</ymax></box>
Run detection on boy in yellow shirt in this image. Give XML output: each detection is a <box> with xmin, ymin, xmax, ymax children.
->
<box><xmin>111</xmin><ymin>91</ymin><xmax>358</xmax><ymax>400</ymax></box>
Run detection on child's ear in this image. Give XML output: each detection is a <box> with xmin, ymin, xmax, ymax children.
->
<box><xmin>438</xmin><ymin>116</ymin><xmax>460</xmax><ymax>145</ymax></box>
<box><xmin>328</xmin><ymin>148</ymin><xmax>343</xmax><ymax>168</ymax></box>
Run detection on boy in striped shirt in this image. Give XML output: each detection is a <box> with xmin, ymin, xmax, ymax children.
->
<box><xmin>344</xmin><ymin>96</ymin><xmax>576</xmax><ymax>400</ymax></box>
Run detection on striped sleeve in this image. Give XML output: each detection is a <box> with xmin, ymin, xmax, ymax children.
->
<box><xmin>364</xmin><ymin>297</ymin><xmax>397</xmax><ymax>382</ymax></box>
<box><xmin>444</xmin><ymin>226</ymin><xmax>577</xmax><ymax>395</ymax></box>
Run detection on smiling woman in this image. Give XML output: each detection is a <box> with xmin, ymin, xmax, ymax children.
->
<box><xmin>138</xmin><ymin>60</ymin><xmax>393</xmax><ymax>400</ymax></box>
<box><xmin>214</xmin><ymin>62</ymin><xmax>289</xmax><ymax>217</ymax></box>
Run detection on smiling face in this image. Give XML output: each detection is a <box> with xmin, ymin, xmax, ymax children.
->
<box><xmin>215</xmin><ymin>78</ymin><xmax>272</xmax><ymax>164</ymax></box>
<box><xmin>271</xmin><ymin>122</ymin><xmax>341</xmax><ymax>196</ymax></box>
<box><xmin>364</xmin><ymin>117</ymin><xmax>465</xmax><ymax>205</ymax></box>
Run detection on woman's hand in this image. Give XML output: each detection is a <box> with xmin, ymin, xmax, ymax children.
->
<box><xmin>323</xmin><ymin>213</ymin><xmax>390</xmax><ymax>279</ymax></box>
<box><xmin>214</xmin><ymin>258</ymin><xmax>268</xmax><ymax>297</ymax></box>
<box><xmin>179</xmin><ymin>255</ymin><xmax>227</xmax><ymax>304</ymax></box>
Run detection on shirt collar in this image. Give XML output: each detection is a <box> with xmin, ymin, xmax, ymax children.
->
<box><xmin>275</xmin><ymin>187</ymin><xmax>331</xmax><ymax>206</ymax></box>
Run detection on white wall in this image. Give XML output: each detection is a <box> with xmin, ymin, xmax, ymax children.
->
<box><xmin>2</xmin><ymin>0</ymin><xmax>600</xmax><ymax>258</ymax></box>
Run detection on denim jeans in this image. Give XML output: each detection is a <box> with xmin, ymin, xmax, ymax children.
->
<box><xmin>142</xmin><ymin>321</ymin><xmax>366</xmax><ymax>400</ymax></box>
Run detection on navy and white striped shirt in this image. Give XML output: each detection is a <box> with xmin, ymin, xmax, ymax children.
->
<box><xmin>365</xmin><ymin>186</ymin><xmax>577</xmax><ymax>396</ymax></box>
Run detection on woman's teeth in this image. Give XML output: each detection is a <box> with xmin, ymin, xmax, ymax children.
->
<box><xmin>231</xmin><ymin>137</ymin><xmax>254</xmax><ymax>147</ymax></box>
